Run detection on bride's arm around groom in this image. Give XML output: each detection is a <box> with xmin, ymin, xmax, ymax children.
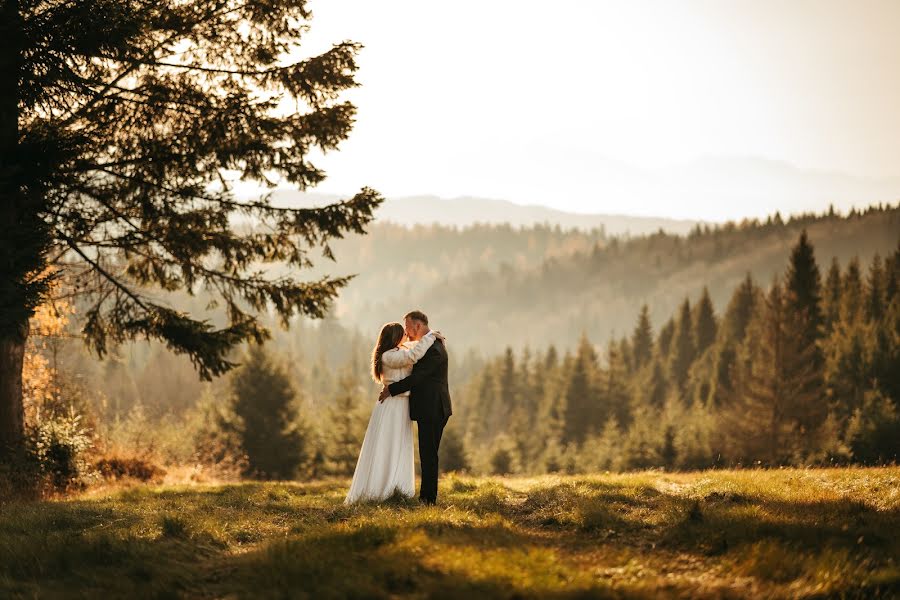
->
<box><xmin>381</xmin><ymin>329</ymin><xmax>437</xmax><ymax>369</ymax></box>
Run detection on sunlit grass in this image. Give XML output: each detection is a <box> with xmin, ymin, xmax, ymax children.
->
<box><xmin>0</xmin><ymin>468</ymin><xmax>897</xmax><ymax>598</ymax></box>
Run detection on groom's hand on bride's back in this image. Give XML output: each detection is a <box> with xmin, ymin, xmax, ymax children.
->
<box><xmin>378</xmin><ymin>385</ymin><xmax>391</xmax><ymax>402</ymax></box>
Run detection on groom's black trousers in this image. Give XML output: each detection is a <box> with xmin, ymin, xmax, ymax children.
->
<box><xmin>418</xmin><ymin>411</ymin><xmax>450</xmax><ymax>504</ymax></box>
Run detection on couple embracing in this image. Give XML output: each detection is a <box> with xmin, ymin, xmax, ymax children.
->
<box><xmin>344</xmin><ymin>310</ymin><xmax>452</xmax><ymax>505</ymax></box>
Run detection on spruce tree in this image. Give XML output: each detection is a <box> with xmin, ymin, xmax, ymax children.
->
<box><xmin>784</xmin><ymin>231</ymin><xmax>825</xmax><ymax>341</ymax></box>
<box><xmin>631</xmin><ymin>304</ymin><xmax>653</xmax><ymax>369</ymax></box>
<box><xmin>603</xmin><ymin>340</ymin><xmax>632</xmax><ymax>427</ymax></box>
<box><xmin>885</xmin><ymin>242</ymin><xmax>900</xmax><ymax>301</ymax></box>
<box><xmin>841</xmin><ymin>258</ymin><xmax>864</xmax><ymax>322</ymax></box>
<box><xmin>865</xmin><ymin>254</ymin><xmax>885</xmax><ymax>322</ymax></box>
<box><xmin>562</xmin><ymin>334</ymin><xmax>599</xmax><ymax>445</ymax></box>
<box><xmin>727</xmin><ymin>280</ymin><xmax>794</xmax><ymax>463</ymax></box>
<box><xmin>781</xmin><ymin>231</ymin><xmax>826</xmax><ymax>440</ymax></box>
<box><xmin>721</xmin><ymin>273</ymin><xmax>758</xmax><ymax>344</ymax></box>
<box><xmin>498</xmin><ymin>347</ymin><xmax>517</xmax><ymax>409</ymax></box>
<box><xmin>228</xmin><ymin>343</ymin><xmax>307</xmax><ymax>479</ymax></box>
<box><xmin>823</xmin><ymin>258</ymin><xmax>842</xmax><ymax>334</ymax></box>
<box><xmin>668</xmin><ymin>299</ymin><xmax>696</xmax><ymax>394</ymax></box>
<box><xmin>438</xmin><ymin>425</ymin><xmax>469</xmax><ymax>473</ymax></box>
<box><xmin>730</xmin><ymin>277</ymin><xmax>825</xmax><ymax>463</ymax></box>
<box><xmin>643</xmin><ymin>358</ymin><xmax>669</xmax><ymax>409</ymax></box>
<box><xmin>2</xmin><ymin>0</ymin><xmax>382</xmax><ymax>464</ymax></box>
<box><xmin>710</xmin><ymin>274</ymin><xmax>760</xmax><ymax>407</ymax></box>
<box><xmin>657</xmin><ymin>318</ymin><xmax>676</xmax><ymax>358</ymax></box>
<box><xmin>693</xmin><ymin>287</ymin><xmax>718</xmax><ymax>356</ymax></box>
<box><xmin>618</xmin><ymin>337</ymin><xmax>634</xmax><ymax>375</ymax></box>
<box><xmin>468</xmin><ymin>369</ymin><xmax>499</xmax><ymax>446</ymax></box>
<box><xmin>328</xmin><ymin>370</ymin><xmax>368</xmax><ymax>476</ymax></box>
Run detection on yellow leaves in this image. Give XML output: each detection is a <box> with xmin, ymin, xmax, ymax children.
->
<box><xmin>22</xmin><ymin>264</ymin><xmax>76</xmax><ymax>423</ymax></box>
<box><xmin>27</xmin><ymin>264</ymin><xmax>74</xmax><ymax>338</ymax></box>
<box><xmin>22</xmin><ymin>349</ymin><xmax>56</xmax><ymax>425</ymax></box>
<box><xmin>30</xmin><ymin>296</ymin><xmax>74</xmax><ymax>338</ymax></box>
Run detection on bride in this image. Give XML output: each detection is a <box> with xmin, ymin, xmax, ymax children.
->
<box><xmin>344</xmin><ymin>322</ymin><xmax>440</xmax><ymax>504</ymax></box>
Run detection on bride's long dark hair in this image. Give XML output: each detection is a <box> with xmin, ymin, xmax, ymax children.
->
<box><xmin>372</xmin><ymin>322</ymin><xmax>405</xmax><ymax>382</ymax></box>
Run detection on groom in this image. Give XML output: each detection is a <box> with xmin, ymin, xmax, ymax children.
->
<box><xmin>378</xmin><ymin>310</ymin><xmax>452</xmax><ymax>505</ymax></box>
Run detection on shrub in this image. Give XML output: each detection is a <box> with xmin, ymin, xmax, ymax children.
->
<box><xmin>845</xmin><ymin>390</ymin><xmax>900</xmax><ymax>464</ymax></box>
<box><xmin>24</xmin><ymin>407</ymin><xmax>95</xmax><ymax>494</ymax></box>
<box><xmin>94</xmin><ymin>456</ymin><xmax>166</xmax><ymax>482</ymax></box>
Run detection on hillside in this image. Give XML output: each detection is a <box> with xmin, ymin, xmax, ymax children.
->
<box><xmin>57</xmin><ymin>203</ymin><xmax>899</xmax><ymax>419</ymax></box>
<box><xmin>313</xmin><ymin>204</ymin><xmax>900</xmax><ymax>353</ymax></box>
<box><xmin>3</xmin><ymin>469</ymin><xmax>897</xmax><ymax>598</ymax></box>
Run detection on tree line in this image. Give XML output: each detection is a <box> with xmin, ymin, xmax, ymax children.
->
<box><xmin>453</xmin><ymin>231</ymin><xmax>900</xmax><ymax>474</ymax></box>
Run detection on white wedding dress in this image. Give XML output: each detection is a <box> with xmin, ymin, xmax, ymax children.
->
<box><xmin>344</xmin><ymin>331</ymin><xmax>436</xmax><ymax>504</ymax></box>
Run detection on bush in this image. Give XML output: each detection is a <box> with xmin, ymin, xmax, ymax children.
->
<box><xmin>24</xmin><ymin>407</ymin><xmax>96</xmax><ymax>494</ymax></box>
<box><xmin>845</xmin><ymin>390</ymin><xmax>900</xmax><ymax>464</ymax></box>
<box><xmin>488</xmin><ymin>435</ymin><xmax>519</xmax><ymax>475</ymax></box>
<box><xmin>439</xmin><ymin>426</ymin><xmax>469</xmax><ymax>472</ymax></box>
<box><xmin>94</xmin><ymin>456</ymin><xmax>166</xmax><ymax>482</ymax></box>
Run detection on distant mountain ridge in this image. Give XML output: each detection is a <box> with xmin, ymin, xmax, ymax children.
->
<box><xmin>249</xmin><ymin>154</ymin><xmax>900</xmax><ymax>234</ymax></box>
<box><xmin>260</xmin><ymin>191</ymin><xmax>705</xmax><ymax>236</ymax></box>
<box><xmin>372</xmin><ymin>195</ymin><xmax>705</xmax><ymax>236</ymax></box>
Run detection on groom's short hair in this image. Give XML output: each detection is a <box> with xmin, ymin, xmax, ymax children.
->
<box><xmin>404</xmin><ymin>310</ymin><xmax>428</xmax><ymax>325</ymax></box>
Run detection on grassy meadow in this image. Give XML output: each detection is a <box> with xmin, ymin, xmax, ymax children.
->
<box><xmin>1</xmin><ymin>468</ymin><xmax>898</xmax><ymax>599</ymax></box>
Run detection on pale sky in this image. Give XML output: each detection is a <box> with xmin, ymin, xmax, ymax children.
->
<box><xmin>268</xmin><ymin>0</ymin><xmax>900</xmax><ymax>221</ymax></box>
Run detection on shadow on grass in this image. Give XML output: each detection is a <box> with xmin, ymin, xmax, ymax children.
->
<box><xmin>213</xmin><ymin>518</ymin><xmax>635</xmax><ymax>600</ymax></box>
<box><xmin>1</xmin><ymin>474</ymin><xmax>898</xmax><ymax>599</ymax></box>
<box><xmin>0</xmin><ymin>500</ymin><xmax>223</xmax><ymax>598</ymax></box>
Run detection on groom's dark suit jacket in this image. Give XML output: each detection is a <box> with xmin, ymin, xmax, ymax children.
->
<box><xmin>388</xmin><ymin>337</ymin><xmax>452</xmax><ymax>422</ymax></box>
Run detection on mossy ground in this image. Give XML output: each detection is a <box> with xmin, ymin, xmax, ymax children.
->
<box><xmin>1</xmin><ymin>468</ymin><xmax>898</xmax><ymax>599</ymax></box>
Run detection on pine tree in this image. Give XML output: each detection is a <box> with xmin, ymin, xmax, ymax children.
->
<box><xmin>228</xmin><ymin>344</ymin><xmax>308</xmax><ymax>479</ymax></box>
<box><xmin>603</xmin><ymin>340</ymin><xmax>632</xmax><ymax>427</ymax></box>
<box><xmin>668</xmin><ymin>299</ymin><xmax>696</xmax><ymax>394</ymax></box>
<box><xmin>781</xmin><ymin>231</ymin><xmax>826</xmax><ymax>440</ymax></box>
<box><xmin>865</xmin><ymin>254</ymin><xmax>886</xmax><ymax>322</ymax></box>
<box><xmin>823</xmin><ymin>258</ymin><xmax>842</xmax><ymax>334</ymax></box>
<box><xmin>726</xmin><ymin>281</ymin><xmax>794</xmax><ymax>464</ymax></box>
<box><xmin>2</xmin><ymin>0</ymin><xmax>382</xmax><ymax>465</ymax></box>
<box><xmin>631</xmin><ymin>305</ymin><xmax>653</xmax><ymax>369</ymax></box>
<box><xmin>721</xmin><ymin>273</ymin><xmax>759</xmax><ymax>344</ymax></box>
<box><xmin>498</xmin><ymin>347</ymin><xmax>518</xmax><ymax>409</ymax></box>
<box><xmin>658</xmin><ymin>318</ymin><xmax>676</xmax><ymax>358</ymax></box>
<box><xmin>841</xmin><ymin>258</ymin><xmax>864</xmax><ymax>322</ymax></box>
<box><xmin>466</xmin><ymin>368</ymin><xmax>499</xmax><ymax>446</ymax></box>
<box><xmin>621</xmin><ymin>402</ymin><xmax>663</xmax><ymax>469</ymax></box>
<box><xmin>642</xmin><ymin>358</ymin><xmax>669</xmax><ymax>409</ymax></box>
<box><xmin>709</xmin><ymin>273</ymin><xmax>761</xmax><ymax>407</ymax></box>
<box><xmin>824</xmin><ymin>314</ymin><xmax>870</xmax><ymax>422</ymax></box>
<box><xmin>438</xmin><ymin>425</ymin><xmax>469</xmax><ymax>473</ymax></box>
<box><xmin>618</xmin><ymin>337</ymin><xmax>634</xmax><ymax>375</ymax></box>
<box><xmin>562</xmin><ymin>334</ymin><xmax>599</xmax><ymax>445</ymax></box>
<box><xmin>729</xmin><ymin>278</ymin><xmax>825</xmax><ymax>463</ymax></box>
<box><xmin>588</xmin><ymin>418</ymin><xmax>624</xmax><ymax>472</ymax></box>
<box><xmin>488</xmin><ymin>434</ymin><xmax>518</xmax><ymax>475</ymax></box>
<box><xmin>693</xmin><ymin>287</ymin><xmax>718</xmax><ymax>356</ymax></box>
<box><xmin>784</xmin><ymin>231</ymin><xmax>825</xmax><ymax>342</ymax></box>
<box><xmin>885</xmin><ymin>241</ymin><xmax>900</xmax><ymax>301</ymax></box>
<box><xmin>327</xmin><ymin>368</ymin><xmax>369</xmax><ymax>476</ymax></box>
<box><xmin>844</xmin><ymin>390</ymin><xmax>900</xmax><ymax>464</ymax></box>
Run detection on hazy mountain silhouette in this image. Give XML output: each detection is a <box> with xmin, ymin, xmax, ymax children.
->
<box><xmin>260</xmin><ymin>190</ymin><xmax>703</xmax><ymax>236</ymax></box>
<box><xmin>246</xmin><ymin>155</ymin><xmax>900</xmax><ymax>232</ymax></box>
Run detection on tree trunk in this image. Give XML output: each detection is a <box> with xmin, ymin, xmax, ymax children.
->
<box><xmin>0</xmin><ymin>0</ymin><xmax>25</xmax><ymax>462</ymax></box>
<box><xmin>0</xmin><ymin>322</ymin><xmax>27</xmax><ymax>459</ymax></box>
